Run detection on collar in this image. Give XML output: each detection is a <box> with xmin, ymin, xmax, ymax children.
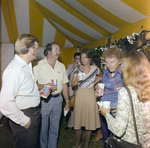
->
<box><xmin>105</xmin><ymin>65</ymin><xmax>122</xmax><ymax>77</ymax></box>
<box><xmin>42</xmin><ymin>57</ymin><xmax>59</xmax><ymax>66</ymax></box>
<box><xmin>14</xmin><ymin>54</ymin><xmax>32</xmax><ymax>69</ymax></box>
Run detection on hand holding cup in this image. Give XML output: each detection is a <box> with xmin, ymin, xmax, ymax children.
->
<box><xmin>98</xmin><ymin>83</ymin><xmax>105</xmax><ymax>96</ymax></box>
<box><xmin>100</xmin><ymin>105</ymin><xmax>111</xmax><ymax>116</ymax></box>
<box><xmin>97</xmin><ymin>101</ymin><xmax>111</xmax><ymax>116</ymax></box>
<box><xmin>51</xmin><ymin>79</ymin><xmax>58</xmax><ymax>91</ymax></box>
<box><xmin>78</xmin><ymin>73</ymin><xmax>85</xmax><ymax>81</ymax></box>
<box><xmin>42</xmin><ymin>85</ymin><xmax>51</xmax><ymax>98</ymax></box>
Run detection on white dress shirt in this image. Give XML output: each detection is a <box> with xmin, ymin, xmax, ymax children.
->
<box><xmin>0</xmin><ymin>54</ymin><xmax>40</xmax><ymax>126</ymax></box>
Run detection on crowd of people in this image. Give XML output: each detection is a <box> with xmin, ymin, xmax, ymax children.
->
<box><xmin>0</xmin><ymin>33</ymin><xmax>150</xmax><ymax>148</ymax></box>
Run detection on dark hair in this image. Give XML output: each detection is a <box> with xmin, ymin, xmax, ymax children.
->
<box><xmin>93</xmin><ymin>55</ymin><xmax>101</xmax><ymax>68</ymax></box>
<box><xmin>44</xmin><ymin>42</ymin><xmax>59</xmax><ymax>56</ymax></box>
<box><xmin>81</xmin><ymin>48</ymin><xmax>93</xmax><ymax>65</ymax></box>
<box><xmin>74</xmin><ymin>52</ymin><xmax>81</xmax><ymax>59</ymax></box>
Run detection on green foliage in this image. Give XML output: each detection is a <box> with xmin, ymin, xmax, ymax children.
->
<box><xmin>140</xmin><ymin>46</ymin><xmax>150</xmax><ymax>61</ymax></box>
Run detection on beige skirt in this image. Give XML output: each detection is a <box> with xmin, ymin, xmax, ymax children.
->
<box><xmin>72</xmin><ymin>87</ymin><xmax>101</xmax><ymax>130</ymax></box>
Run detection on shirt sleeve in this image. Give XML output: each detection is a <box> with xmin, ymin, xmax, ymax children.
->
<box><xmin>33</xmin><ymin>65</ymin><xmax>40</xmax><ymax>81</ymax></box>
<box><xmin>105</xmin><ymin>87</ymin><xmax>130</xmax><ymax>137</ymax></box>
<box><xmin>62</xmin><ymin>65</ymin><xmax>69</xmax><ymax>84</ymax></box>
<box><xmin>0</xmin><ymin>67</ymin><xmax>30</xmax><ymax>127</ymax></box>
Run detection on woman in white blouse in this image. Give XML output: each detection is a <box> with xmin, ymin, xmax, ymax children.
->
<box><xmin>100</xmin><ymin>51</ymin><xmax>150</xmax><ymax>148</ymax></box>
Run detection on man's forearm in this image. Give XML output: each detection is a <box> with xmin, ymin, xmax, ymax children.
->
<box><xmin>62</xmin><ymin>83</ymin><xmax>69</xmax><ymax>102</ymax></box>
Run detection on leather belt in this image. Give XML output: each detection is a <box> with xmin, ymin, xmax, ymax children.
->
<box><xmin>21</xmin><ymin>105</ymin><xmax>39</xmax><ymax>111</ymax></box>
<box><xmin>50</xmin><ymin>94</ymin><xmax>60</xmax><ymax>97</ymax></box>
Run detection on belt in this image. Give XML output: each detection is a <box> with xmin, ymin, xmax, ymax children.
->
<box><xmin>30</xmin><ymin>105</ymin><xmax>39</xmax><ymax>110</ymax></box>
<box><xmin>50</xmin><ymin>93</ymin><xmax>60</xmax><ymax>98</ymax></box>
<box><xmin>21</xmin><ymin>105</ymin><xmax>39</xmax><ymax>111</ymax></box>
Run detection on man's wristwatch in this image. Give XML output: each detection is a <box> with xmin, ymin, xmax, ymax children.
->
<box><xmin>66</xmin><ymin>100</ymin><xmax>70</xmax><ymax>103</ymax></box>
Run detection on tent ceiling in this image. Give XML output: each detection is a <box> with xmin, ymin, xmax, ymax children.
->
<box><xmin>1</xmin><ymin>0</ymin><xmax>150</xmax><ymax>48</ymax></box>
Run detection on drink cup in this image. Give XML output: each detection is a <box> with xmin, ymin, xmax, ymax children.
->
<box><xmin>78</xmin><ymin>73</ymin><xmax>85</xmax><ymax>81</ymax></box>
<box><xmin>82</xmin><ymin>73</ymin><xmax>85</xmax><ymax>78</ymax></box>
<box><xmin>42</xmin><ymin>85</ymin><xmax>51</xmax><ymax>98</ymax></box>
<box><xmin>78</xmin><ymin>73</ymin><xmax>83</xmax><ymax>80</ymax></box>
<box><xmin>97</xmin><ymin>101</ymin><xmax>111</xmax><ymax>108</ymax></box>
<box><xmin>51</xmin><ymin>79</ymin><xmax>57</xmax><ymax>87</ymax></box>
<box><xmin>98</xmin><ymin>83</ymin><xmax>105</xmax><ymax>96</ymax></box>
<box><xmin>102</xmin><ymin>101</ymin><xmax>111</xmax><ymax>108</ymax></box>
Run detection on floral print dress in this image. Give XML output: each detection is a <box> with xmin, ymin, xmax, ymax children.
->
<box><xmin>105</xmin><ymin>86</ymin><xmax>150</xmax><ymax>148</ymax></box>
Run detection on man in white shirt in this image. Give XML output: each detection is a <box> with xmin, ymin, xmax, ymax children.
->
<box><xmin>33</xmin><ymin>42</ymin><xmax>70</xmax><ymax>148</ymax></box>
<box><xmin>0</xmin><ymin>34</ymin><xmax>43</xmax><ymax>148</ymax></box>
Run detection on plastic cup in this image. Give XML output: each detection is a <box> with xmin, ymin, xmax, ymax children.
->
<box><xmin>102</xmin><ymin>101</ymin><xmax>111</xmax><ymax>108</ymax></box>
<box><xmin>98</xmin><ymin>83</ymin><xmax>105</xmax><ymax>96</ymax></box>
<box><xmin>42</xmin><ymin>85</ymin><xmax>51</xmax><ymax>98</ymax></box>
<box><xmin>78</xmin><ymin>73</ymin><xmax>83</xmax><ymax>80</ymax></box>
<box><xmin>97</xmin><ymin>101</ymin><xmax>111</xmax><ymax>108</ymax></box>
<box><xmin>51</xmin><ymin>79</ymin><xmax>57</xmax><ymax>87</ymax></box>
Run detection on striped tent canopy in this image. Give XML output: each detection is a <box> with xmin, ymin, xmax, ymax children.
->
<box><xmin>1</xmin><ymin>0</ymin><xmax>150</xmax><ymax>49</ymax></box>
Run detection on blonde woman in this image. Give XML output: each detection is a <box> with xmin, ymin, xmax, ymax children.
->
<box><xmin>101</xmin><ymin>51</ymin><xmax>150</xmax><ymax>148</ymax></box>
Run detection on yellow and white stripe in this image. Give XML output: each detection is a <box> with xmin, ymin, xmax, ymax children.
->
<box><xmin>1</xmin><ymin>0</ymin><xmax>150</xmax><ymax>48</ymax></box>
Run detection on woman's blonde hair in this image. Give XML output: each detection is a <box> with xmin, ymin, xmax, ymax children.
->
<box><xmin>121</xmin><ymin>50</ymin><xmax>150</xmax><ymax>102</ymax></box>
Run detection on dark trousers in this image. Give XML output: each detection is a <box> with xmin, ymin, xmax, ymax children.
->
<box><xmin>100</xmin><ymin>114</ymin><xmax>111</xmax><ymax>148</ymax></box>
<box><xmin>9</xmin><ymin>107</ymin><xmax>40</xmax><ymax>148</ymax></box>
<box><xmin>100</xmin><ymin>110</ymin><xmax>116</xmax><ymax>148</ymax></box>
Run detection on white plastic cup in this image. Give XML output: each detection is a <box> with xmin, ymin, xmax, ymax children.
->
<box><xmin>82</xmin><ymin>73</ymin><xmax>85</xmax><ymax>77</ymax></box>
<box><xmin>97</xmin><ymin>101</ymin><xmax>111</xmax><ymax>108</ymax></box>
<box><xmin>78</xmin><ymin>73</ymin><xmax>85</xmax><ymax>80</ymax></box>
<box><xmin>102</xmin><ymin>101</ymin><xmax>111</xmax><ymax>108</ymax></box>
<box><xmin>98</xmin><ymin>83</ymin><xmax>105</xmax><ymax>96</ymax></box>
<box><xmin>42</xmin><ymin>85</ymin><xmax>51</xmax><ymax>98</ymax></box>
<box><xmin>78</xmin><ymin>73</ymin><xmax>83</xmax><ymax>80</ymax></box>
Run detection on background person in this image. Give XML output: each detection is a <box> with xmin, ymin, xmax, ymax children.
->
<box><xmin>97</xmin><ymin>47</ymin><xmax>124</xmax><ymax>148</ymax></box>
<box><xmin>92</xmin><ymin>55</ymin><xmax>103</xmax><ymax>142</ymax></box>
<box><xmin>0</xmin><ymin>34</ymin><xmax>42</xmax><ymax>148</ymax></box>
<box><xmin>33</xmin><ymin>42</ymin><xmax>70</xmax><ymax>148</ymax></box>
<box><xmin>65</xmin><ymin>52</ymin><xmax>81</xmax><ymax>130</ymax></box>
<box><xmin>100</xmin><ymin>51</ymin><xmax>150</xmax><ymax>148</ymax></box>
<box><xmin>71</xmin><ymin>49</ymin><xmax>101</xmax><ymax>148</ymax></box>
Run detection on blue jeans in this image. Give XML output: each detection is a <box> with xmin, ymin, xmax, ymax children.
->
<box><xmin>40</xmin><ymin>94</ymin><xmax>63</xmax><ymax>148</ymax></box>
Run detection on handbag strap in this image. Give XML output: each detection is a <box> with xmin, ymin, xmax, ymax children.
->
<box><xmin>125</xmin><ymin>86</ymin><xmax>140</xmax><ymax>145</ymax></box>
